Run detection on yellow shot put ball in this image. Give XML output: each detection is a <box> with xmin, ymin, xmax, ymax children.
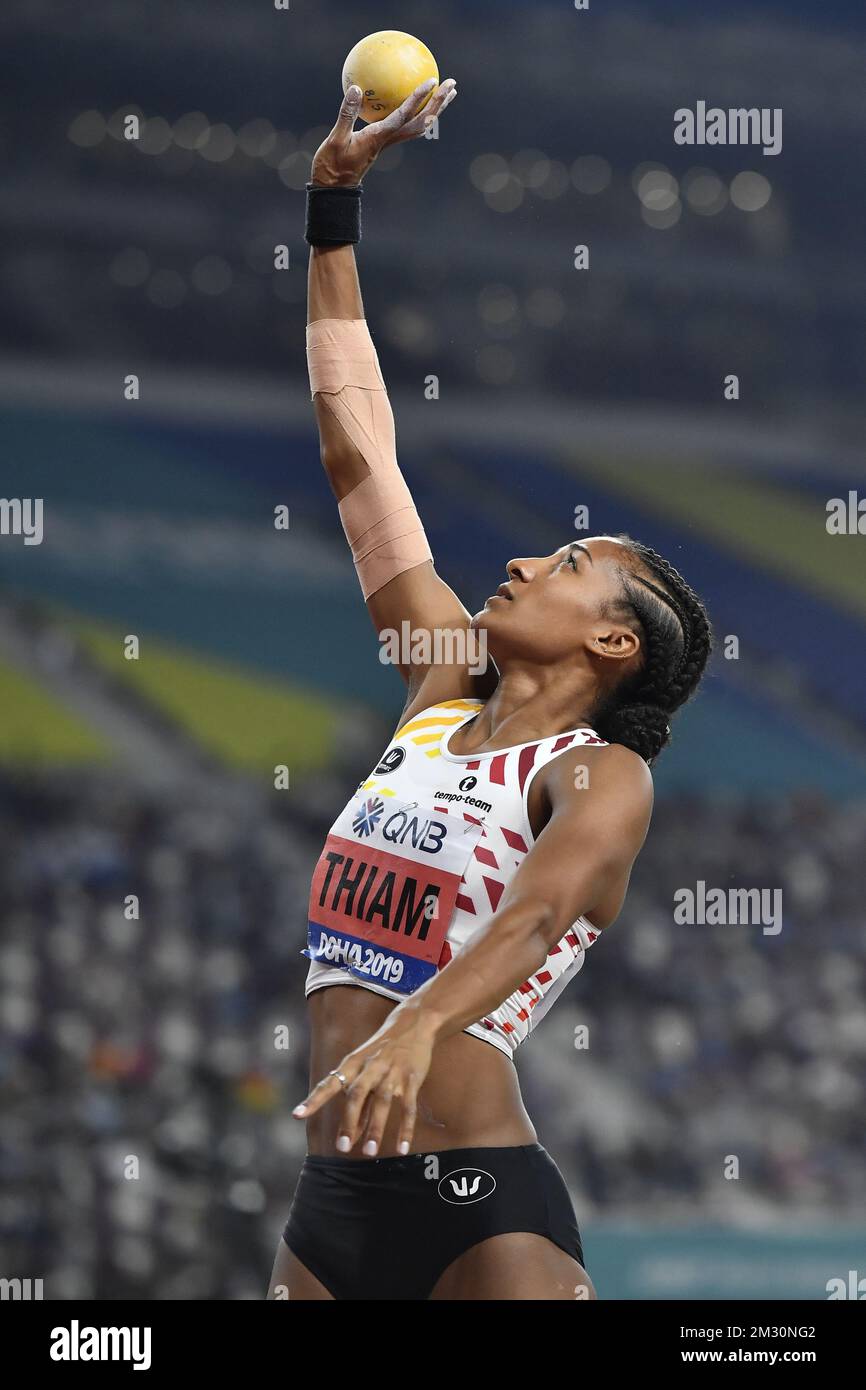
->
<box><xmin>342</xmin><ymin>31</ymin><xmax>439</xmax><ymax>124</ymax></box>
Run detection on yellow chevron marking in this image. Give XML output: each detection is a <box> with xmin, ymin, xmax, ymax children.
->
<box><xmin>359</xmin><ymin>781</ymin><xmax>398</xmax><ymax>796</ymax></box>
<box><xmin>397</xmin><ymin>713</ymin><xmax>468</xmax><ymax>739</ymax></box>
<box><xmin>411</xmin><ymin>732</ymin><xmax>446</xmax><ymax>746</ymax></box>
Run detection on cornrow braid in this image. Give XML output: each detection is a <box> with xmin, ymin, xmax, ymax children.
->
<box><xmin>593</xmin><ymin>535</ymin><xmax>713</xmax><ymax>764</ymax></box>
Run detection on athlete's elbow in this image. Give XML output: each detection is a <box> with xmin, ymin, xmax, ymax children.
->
<box><xmin>498</xmin><ymin>897</ymin><xmax>558</xmax><ymax>948</ymax></box>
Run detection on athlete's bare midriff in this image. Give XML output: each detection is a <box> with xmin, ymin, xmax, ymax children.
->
<box><xmin>305</xmin><ymin>983</ymin><xmax>538</xmax><ymax>1157</ymax></box>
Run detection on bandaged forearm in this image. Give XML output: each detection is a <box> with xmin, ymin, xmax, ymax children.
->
<box><xmin>306</xmin><ymin>317</ymin><xmax>432</xmax><ymax>601</ymax></box>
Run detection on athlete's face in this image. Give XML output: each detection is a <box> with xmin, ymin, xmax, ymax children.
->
<box><xmin>471</xmin><ymin>535</ymin><xmax>643</xmax><ymax>670</ymax></box>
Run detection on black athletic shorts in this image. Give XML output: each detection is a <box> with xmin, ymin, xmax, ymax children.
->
<box><xmin>282</xmin><ymin>1142</ymin><xmax>585</xmax><ymax>1300</ymax></box>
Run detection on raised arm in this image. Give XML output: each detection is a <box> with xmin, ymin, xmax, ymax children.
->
<box><xmin>305</xmin><ymin>80</ymin><xmax>492</xmax><ymax>709</ymax></box>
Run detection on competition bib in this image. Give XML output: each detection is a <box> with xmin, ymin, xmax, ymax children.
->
<box><xmin>304</xmin><ymin>793</ymin><xmax>484</xmax><ymax>995</ymax></box>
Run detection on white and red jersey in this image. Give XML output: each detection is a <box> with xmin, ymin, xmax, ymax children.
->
<box><xmin>303</xmin><ymin>698</ymin><xmax>609</xmax><ymax>1058</ymax></box>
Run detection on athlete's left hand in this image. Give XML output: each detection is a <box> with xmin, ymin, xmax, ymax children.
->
<box><xmin>292</xmin><ymin>1003</ymin><xmax>437</xmax><ymax>1156</ymax></box>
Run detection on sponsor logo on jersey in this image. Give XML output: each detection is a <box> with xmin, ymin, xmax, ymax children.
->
<box><xmin>437</xmin><ymin>1168</ymin><xmax>497</xmax><ymax>1205</ymax></box>
<box><xmin>459</xmin><ymin>775</ymin><xmax>477</xmax><ymax>791</ymax></box>
<box><xmin>381</xmin><ymin>808</ymin><xmax>447</xmax><ymax>854</ymax></box>
<box><xmin>373</xmin><ymin>746</ymin><xmax>406</xmax><ymax>776</ymax></box>
<box><xmin>307</xmin><ymin>794</ymin><xmax>485</xmax><ymax>995</ymax></box>
<box><xmin>433</xmin><ymin>790</ymin><xmax>493</xmax><ymax>815</ymax></box>
<box><xmin>352</xmin><ymin>797</ymin><xmax>385</xmax><ymax>837</ymax></box>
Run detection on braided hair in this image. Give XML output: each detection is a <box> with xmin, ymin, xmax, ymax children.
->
<box><xmin>592</xmin><ymin>535</ymin><xmax>713</xmax><ymax>765</ymax></box>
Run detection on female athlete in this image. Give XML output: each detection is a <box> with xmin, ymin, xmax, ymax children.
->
<box><xmin>267</xmin><ymin>77</ymin><xmax>712</xmax><ymax>1301</ymax></box>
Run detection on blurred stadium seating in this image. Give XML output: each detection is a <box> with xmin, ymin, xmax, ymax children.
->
<box><xmin>2</xmin><ymin>769</ymin><xmax>864</xmax><ymax>1298</ymax></box>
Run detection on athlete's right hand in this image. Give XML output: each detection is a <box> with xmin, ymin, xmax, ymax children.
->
<box><xmin>310</xmin><ymin>77</ymin><xmax>458</xmax><ymax>188</ymax></box>
<box><xmin>292</xmin><ymin>1000</ymin><xmax>438</xmax><ymax>1156</ymax></box>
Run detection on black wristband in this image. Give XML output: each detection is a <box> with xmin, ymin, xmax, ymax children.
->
<box><xmin>304</xmin><ymin>182</ymin><xmax>362</xmax><ymax>247</ymax></box>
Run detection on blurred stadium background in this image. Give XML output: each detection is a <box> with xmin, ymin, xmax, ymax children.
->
<box><xmin>2</xmin><ymin>0</ymin><xmax>866</xmax><ymax>1299</ymax></box>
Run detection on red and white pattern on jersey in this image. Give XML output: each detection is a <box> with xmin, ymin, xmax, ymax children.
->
<box><xmin>429</xmin><ymin>709</ymin><xmax>607</xmax><ymax>1055</ymax></box>
<box><xmin>304</xmin><ymin>698</ymin><xmax>610</xmax><ymax>1059</ymax></box>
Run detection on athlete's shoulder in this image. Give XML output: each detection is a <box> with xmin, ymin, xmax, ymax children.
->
<box><xmin>541</xmin><ymin>738</ymin><xmax>654</xmax><ymax>811</ymax></box>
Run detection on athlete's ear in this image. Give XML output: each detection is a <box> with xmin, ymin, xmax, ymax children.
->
<box><xmin>587</xmin><ymin>626</ymin><xmax>640</xmax><ymax>662</ymax></box>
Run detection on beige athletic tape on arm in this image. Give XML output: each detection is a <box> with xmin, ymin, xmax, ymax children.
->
<box><xmin>306</xmin><ymin>317</ymin><xmax>432</xmax><ymax>601</ymax></box>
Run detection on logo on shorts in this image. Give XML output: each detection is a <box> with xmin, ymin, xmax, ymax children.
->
<box><xmin>352</xmin><ymin>796</ymin><xmax>385</xmax><ymax>837</ymax></box>
<box><xmin>374</xmin><ymin>747</ymin><xmax>406</xmax><ymax>776</ymax></box>
<box><xmin>438</xmin><ymin>1168</ymin><xmax>497</xmax><ymax>1205</ymax></box>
